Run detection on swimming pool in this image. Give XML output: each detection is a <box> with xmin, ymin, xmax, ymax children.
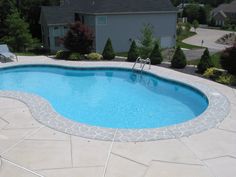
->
<box><xmin>0</xmin><ymin>65</ymin><xmax>208</xmax><ymax>129</ymax></box>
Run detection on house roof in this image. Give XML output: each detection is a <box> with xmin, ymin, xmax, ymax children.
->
<box><xmin>212</xmin><ymin>0</ymin><xmax>236</xmax><ymax>14</ymax></box>
<box><xmin>41</xmin><ymin>0</ymin><xmax>177</xmax><ymax>25</ymax></box>
<box><xmin>41</xmin><ymin>6</ymin><xmax>74</xmax><ymax>25</ymax></box>
<box><xmin>67</xmin><ymin>0</ymin><xmax>177</xmax><ymax>14</ymax></box>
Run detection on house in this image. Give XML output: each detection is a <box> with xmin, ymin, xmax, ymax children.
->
<box><xmin>211</xmin><ymin>0</ymin><xmax>236</xmax><ymax>26</ymax></box>
<box><xmin>40</xmin><ymin>0</ymin><xmax>178</xmax><ymax>53</ymax></box>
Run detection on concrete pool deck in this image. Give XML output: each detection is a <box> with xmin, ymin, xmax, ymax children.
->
<box><xmin>0</xmin><ymin>56</ymin><xmax>236</xmax><ymax>177</ymax></box>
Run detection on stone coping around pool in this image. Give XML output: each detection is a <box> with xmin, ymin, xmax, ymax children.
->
<box><xmin>0</xmin><ymin>63</ymin><xmax>231</xmax><ymax>142</ymax></box>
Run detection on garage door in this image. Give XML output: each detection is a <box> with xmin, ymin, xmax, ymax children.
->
<box><xmin>161</xmin><ymin>36</ymin><xmax>173</xmax><ymax>48</ymax></box>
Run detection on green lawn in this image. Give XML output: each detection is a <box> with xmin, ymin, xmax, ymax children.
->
<box><xmin>16</xmin><ymin>52</ymin><xmax>38</xmax><ymax>56</ymax></box>
<box><xmin>177</xmin><ymin>41</ymin><xmax>204</xmax><ymax>50</ymax></box>
<box><xmin>177</xmin><ymin>31</ymin><xmax>204</xmax><ymax>50</ymax></box>
<box><xmin>187</xmin><ymin>52</ymin><xmax>222</xmax><ymax>68</ymax></box>
<box><xmin>116</xmin><ymin>52</ymin><xmax>128</xmax><ymax>57</ymax></box>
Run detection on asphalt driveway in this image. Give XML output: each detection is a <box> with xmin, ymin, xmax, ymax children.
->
<box><xmin>183</xmin><ymin>28</ymin><xmax>235</xmax><ymax>51</ymax></box>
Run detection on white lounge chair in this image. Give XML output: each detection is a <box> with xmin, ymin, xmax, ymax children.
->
<box><xmin>0</xmin><ymin>44</ymin><xmax>18</xmax><ymax>62</ymax></box>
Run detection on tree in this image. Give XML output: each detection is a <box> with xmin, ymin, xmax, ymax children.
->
<box><xmin>171</xmin><ymin>46</ymin><xmax>187</xmax><ymax>68</ymax></box>
<box><xmin>149</xmin><ymin>42</ymin><xmax>163</xmax><ymax>65</ymax></box>
<box><xmin>18</xmin><ymin>0</ymin><xmax>59</xmax><ymax>39</ymax></box>
<box><xmin>182</xmin><ymin>5</ymin><xmax>200</xmax><ymax>23</ymax></box>
<box><xmin>127</xmin><ymin>41</ymin><xmax>139</xmax><ymax>62</ymax></box>
<box><xmin>102</xmin><ymin>38</ymin><xmax>115</xmax><ymax>60</ymax></box>
<box><xmin>220</xmin><ymin>44</ymin><xmax>236</xmax><ymax>75</ymax></box>
<box><xmin>198</xmin><ymin>7</ymin><xmax>207</xmax><ymax>24</ymax></box>
<box><xmin>1</xmin><ymin>10</ymin><xmax>36</xmax><ymax>52</ymax></box>
<box><xmin>192</xmin><ymin>20</ymin><xmax>199</xmax><ymax>32</ymax></box>
<box><xmin>0</xmin><ymin>0</ymin><xmax>16</xmax><ymax>39</ymax></box>
<box><xmin>139</xmin><ymin>24</ymin><xmax>155</xmax><ymax>58</ymax></box>
<box><xmin>185</xmin><ymin>22</ymin><xmax>192</xmax><ymax>32</ymax></box>
<box><xmin>64</xmin><ymin>21</ymin><xmax>94</xmax><ymax>54</ymax></box>
<box><xmin>197</xmin><ymin>48</ymin><xmax>214</xmax><ymax>73</ymax></box>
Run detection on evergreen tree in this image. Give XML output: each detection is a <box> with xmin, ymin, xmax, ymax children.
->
<box><xmin>139</xmin><ymin>24</ymin><xmax>155</xmax><ymax>58</ymax></box>
<box><xmin>0</xmin><ymin>0</ymin><xmax>16</xmax><ymax>39</ymax></box>
<box><xmin>193</xmin><ymin>20</ymin><xmax>199</xmax><ymax>32</ymax></box>
<box><xmin>197</xmin><ymin>48</ymin><xmax>214</xmax><ymax>73</ymax></box>
<box><xmin>1</xmin><ymin>10</ymin><xmax>35</xmax><ymax>52</ymax></box>
<box><xmin>149</xmin><ymin>42</ymin><xmax>163</xmax><ymax>65</ymax></box>
<box><xmin>127</xmin><ymin>41</ymin><xmax>139</xmax><ymax>62</ymax></box>
<box><xmin>171</xmin><ymin>46</ymin><xmax>187</xmax><ymax>69</ymax></box>
<box><xmin>102</xmin><ymin>38</ymin><xmax>115</xmax><ymax>60</ymax></box>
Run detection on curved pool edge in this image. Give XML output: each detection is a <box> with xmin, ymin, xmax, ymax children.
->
<box><xmin>0</xmin><ymin>63</ymin><xmax>231</xmax><ymax>142</ymax></box>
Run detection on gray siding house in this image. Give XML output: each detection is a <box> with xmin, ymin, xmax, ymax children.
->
<box><xmin>211</xmin><ymin>0</ymin><xmax>236</xmax><ymax>26</ymax></box>
<box><xmin>40</xmin><ymin>0</ymin><xmax>177</xmax><ymax>53</ymax></box>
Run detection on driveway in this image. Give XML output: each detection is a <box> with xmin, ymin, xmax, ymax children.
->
<box><xmin>183</xmin><ymin>28</ymin><xmax>235</xmax><ymax>51</ymax></box>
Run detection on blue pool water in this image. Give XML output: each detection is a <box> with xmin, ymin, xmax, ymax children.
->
<box><xmin>0</xmin><ymin>65</ymin><xmax>208</xmax><ymax>129</ymax></box>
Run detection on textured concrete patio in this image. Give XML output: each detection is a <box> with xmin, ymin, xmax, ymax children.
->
<box><xmin>0</xmin><ymin>56</ymin><xmax>236</xmax><ymax>177</ymax></box>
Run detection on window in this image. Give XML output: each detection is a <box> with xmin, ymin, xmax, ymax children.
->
<box><xmin>97</xmin><ymin>16</ymin><xmax>107</xmax><ymax>25</ymax></box>
<box><xmin>54</xmin><ymin>26</ymin><xmax>59</xmax><ymax>30</ymax></box>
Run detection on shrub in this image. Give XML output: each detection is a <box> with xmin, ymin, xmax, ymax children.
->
<box><xmin>87</xmin><ymin>52</ymin><xmax>103</xmax><ymax>60</ymax></box>
<box><xmin>220</xmin><ymin>44</ymin><xmax>236</xmax><ymax>75</ymax></box>
<box><xmin>64</xmin><ymin>21</ymin><xmax>94</xmax><ymax>54</ymax></box>
<box><xmin>149</xmin><ymin>42</ymin><xmax>163</xmax><ymax>65</ymax></box>
<box><xmin>68</xmin><ymin>52</ymin><xmax>81</xmax><ymax>60</ymax></box>
<box><xmin>127</xmin><ymin>41</ymin><xmax>139</xmax><ymax>62</ymax></box>
<box><xmin>216</xmin><ymin>74</ymin><xmax>236</xmax><ymax>86</ymax></box>
<box><xmin>102</xmin><ymin>38</ymin><xmax>115</xmax><ymax>60</ymax></box>
<box><xmin>197</xmin><ymin>48</ymin><xmax>214</xmax><ymax>73</ymax></box>
<box><xmin>55</xmin><ymin>50</ymin><xmax>70</xmax><ymax>59</ymax></box>
<box><xmin>203</xmin><ymin>67</ymin><xmax>224</xmax><ymax>80</ymax></box>
<box><xmin>171</xmin><ymin>46</ymin><xmax>187</xmax><ymax>68</ymax></box>
<box><xmin>139</xmin><ymin>24</ymin><xmax>155</xmax><ymax>58</ymax></box>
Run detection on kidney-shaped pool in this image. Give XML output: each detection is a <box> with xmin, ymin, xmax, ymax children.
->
<box><xmin>0</xmin><ymin>65</ymin><xmax>209</xmax><ymax>129</ymax></box>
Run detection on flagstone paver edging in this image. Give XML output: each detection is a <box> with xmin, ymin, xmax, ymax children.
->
<box><xmin>0</xmin><ymin>64</ymin><xmax>230</xmax><ymax>142</ymax></box>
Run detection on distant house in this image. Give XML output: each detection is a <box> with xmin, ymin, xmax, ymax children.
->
<box><xmin>40</xmin><ymin>0</ymin><xmax>178</xmax><ymax>53</ymax></box>
<box><xmin>211</xmin><ymin>0</ymin><xmax>236</xmax><ymax>26</ymax></box>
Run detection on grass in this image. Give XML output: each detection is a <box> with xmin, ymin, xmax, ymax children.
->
<box><xmin>177</xmin><ymin>31</ymin><xmax>204</xmax><ymax>49</ymax></box>
<box><xmin>16</xmin><ymin>52</ymin><xmax>38</xmax><ymax>56</ymax></box>
<box><xmin>116</xmin><ymin>52</ymin><xmax>128</xmax><ymax>57</ymax></box>
<box><xmin>187</xmin><ymin>52</ymin><xmax>222</xmax><ymax>68</ymax></box>
<box><xmin>177</xmin><ymin>41</ymin><xmax>204</xmax><ymax>50</ymax></box>
<box><xmin>177</xmin><ymin>31</ymin><xmax>196</xmax><ymax>41</ymax></box>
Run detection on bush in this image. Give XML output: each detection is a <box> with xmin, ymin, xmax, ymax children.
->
<box><xmin>203</xmin><ymin>67</ymin><xmax>224</xmax><ymax>80</ymax></box>
<box><xmin>220</xmin><ymin>44</ymin><xmax>236</xmax><ymax>75</ymax></box>
<box><xmin>216</xmin><ymin>74</ymin><xmax>236</xmax><ymax>86</ymax></box>
<box><xmin>87</xmin><ymin>52</ymin><xmax>103</xmax><ymax>60</ymax></box>
<box><xmin>171</xmin><ymin>46</ymin><xmax>187</xmax><ymax>68</ymax></box>
<box><xmin>139</xmin><ymin>24</ymin><xmax>155</xmax><ymax>58</ymax></box>
<box><xmin>149</xmin><ymin>42</ymin><xmax>163</xmax><ymax>65</ymax></box>
<box><xmin>68</xmin><ymin>52</ymin><xmax>81</xmax><ymax>60</ymax></box>
<box><xmin>55</xmin><ymin>50</ymin><xmax>71</xmax><ymax>59</ymax></box>
<box><xmin>203</xmin><ymin>67</ymin><xmax>235</xmax><ymax>85</ymax></box>
<box><xmin>197</xmin><ymin>48</ymin><xmax>214</xmax><ymax>73</ymax></box>
<box><xmin>64</xmin><ymin>21</ymin><xmax>94</xmax><ymax>54</ymax></box>
<box><xmin>102</xmin><ymin>38</ymin><xmax>115</xmax><ymax>60</ymax></box>
<box><xmin>127</xmin><ymin>41</ymin><xmax>139</xmax><ymax>62</ymax></box>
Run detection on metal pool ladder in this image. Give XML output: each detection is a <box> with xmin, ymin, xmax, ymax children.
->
<box><xmin>132</xmin><ymin>57</ymin><xmax>151</xmax><ymax>73</ymax></box>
